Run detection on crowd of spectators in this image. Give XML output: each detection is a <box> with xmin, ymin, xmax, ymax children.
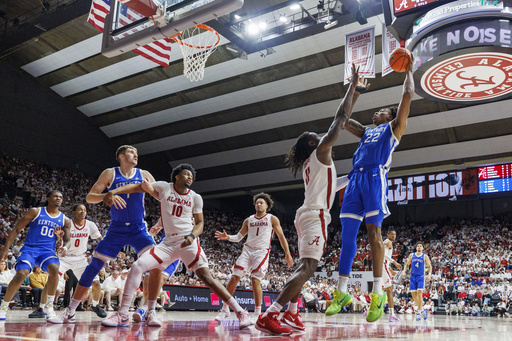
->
<box><xmin>2</xmin><ymin>152</ymin><xmax>512</xmax><ymax>318</ymax></box>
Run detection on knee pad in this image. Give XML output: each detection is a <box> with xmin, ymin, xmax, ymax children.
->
<box><xmin>78</xmin><ymin>257</ymin><xmax>105</xmax><ymax>287</ymax></box>
<box><xmin>338</xmin><ymin>217</ymin><xmax>362</xmax><ymax>275</ymax></box>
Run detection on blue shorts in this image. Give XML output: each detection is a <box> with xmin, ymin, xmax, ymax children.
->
<box><xmin>409</xmin><ymin>274</ymin><xmax>425</xmax><ymax>291</ymax></box>
<box><xmin>94</xmin><ymin>221</ymin><xmax>155</xmax><ymax>260</ymax></box>
<box><xmin>340</xmin><ymin>168</ymin><xmax>390</xmax><ymax>226</ymax></box>
<box><xmin>16</xmin><ymin>246</ymin><xmax>59</xmax><ymax>272</ymax></box>
<box><xmin>162</xmin><ymin>260</ymin><xmax>180</xmax><ymax>277</ymax></box>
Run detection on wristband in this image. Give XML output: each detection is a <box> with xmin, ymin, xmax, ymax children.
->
<box><xmin>355</xmin><ymin>86</ymin><xmax>368</xmax><ymax>93</ymax></box>
<box><xmin>185</xmin><ymin>233</ymin><xmax>196</xmax><ymax>240</ymax></box>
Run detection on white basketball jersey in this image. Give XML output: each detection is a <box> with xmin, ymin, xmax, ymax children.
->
<box><xmin>383</xmin><ymin>238</ymin><xmax>393</xmax><ymax>266</ymax></box>
<box><xmin>245</xmin><ymin>214</ymin><xmax>274</xmax><ymax>250</ymax></box>
<box><xmin>153</xmin><ymin>181</ymin><xmax>203</xmax><ymax>241</ymax></box>
<box><xmin>67</xmin><ymin>219</ymin><xmax>101</xmax><ymax>256</ymax></box>
<box><xmin>298</xmin><ymin>150</ymin><xmax>337</xmax><ymax>212</ymax></box>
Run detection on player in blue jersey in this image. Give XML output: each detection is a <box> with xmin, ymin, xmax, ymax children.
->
<box><xmin>403</xmin><ymin>243</ymin><xmax>432</xmax><ymax>321</ymax></box>
<box><xmin>0</xmin><ymin>190</ymin><xmax>70</xmax><ymax>323</ymax></box>
<box><xmin>326</xmin><ymin>53</ymin><xmax>415</xmax><ymax>322</ymax></box>
<box><xmin>61</xmin><ymin>145</ymin><xmax>156</xmax><ymax>322</ymax></box>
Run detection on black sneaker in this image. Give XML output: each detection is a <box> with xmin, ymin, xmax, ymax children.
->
<box><xmin>28</xmin><ymin>307</ymin><xmax>45</xmax><ymax>318</ymax></box>
<box><xmin>76</xmin><ymin>303</ymin><xmax>86</xmax><ymax>312</ymax></box>
<box><xmin>92</xmin><ymin>304</ymin><xmax>107</xmax><ymax>318</ymax></box>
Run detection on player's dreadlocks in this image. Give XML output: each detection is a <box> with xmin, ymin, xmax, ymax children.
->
<box><xmin>285</xmin><ymin>132</ymin><xmax>315</xmax><ymax>178</ymax></box>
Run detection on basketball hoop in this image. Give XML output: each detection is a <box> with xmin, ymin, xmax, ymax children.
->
<box><xmin>173</xmin><ymin>24</ymin><xmax>220</xmax><ymax>82</ymax></box>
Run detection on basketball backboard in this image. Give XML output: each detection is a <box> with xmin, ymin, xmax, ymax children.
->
<box><xmin>101</xmin><ymin>0</ymin><xmax>243</xmax><ymax>57</ymax></box>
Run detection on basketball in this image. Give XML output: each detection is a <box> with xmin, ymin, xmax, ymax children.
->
<box><xmin>389</xmin><ymin>48</ymin><xmax>411</xmax><ymax>73</ymax></box>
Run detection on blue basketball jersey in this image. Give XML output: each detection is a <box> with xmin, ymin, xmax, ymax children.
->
<box><xmin>108</xmin><ymin>167</ymin><xmax>145</xmax><ymax>222</ymax></box>
<box><xmin>411</xmin><ymin>253</ymin><xmax>425</xmax><ymax>276</ymax></box>
<box><xmin>352</xmin><ymin>122</ymin><xmax>399</xmax><ymax>171</ymax></box>
<box><xmin>24</xmin><ymin>207</ymin><xmax>64</xmax><ymax>251</ymax></box>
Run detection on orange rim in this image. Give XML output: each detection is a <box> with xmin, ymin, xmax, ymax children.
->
<box><xmin>172</xmin><ymin>24</ymin><xmax>220</xmax><ymax>49</ymax></box>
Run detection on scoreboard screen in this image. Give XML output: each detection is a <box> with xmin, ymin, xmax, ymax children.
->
<box><xmin>479</xmin><ymin>178</ymin><xmax>512</xmax><ymax>194</ymax></box>
<box><xmin>478</xmin><ymin>164</ymin><xmax>512</xmax><ymax>180</ymax></box>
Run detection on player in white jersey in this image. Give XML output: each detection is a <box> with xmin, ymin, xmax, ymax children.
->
<box><xmin>214</xmin><ymin>192</ymin><xmax>293</xmax><ymax>322</ymax></box>
<box><xmin>255</xmin><ymin>64</ymin><xmax>361</xmax><ymax>336</ymax></box>
<box><xmin>382</xmin><ymin>230</ymin><xmax>402</xmax><ymax>322</ymax></box>
<box><xmin>101</xmin><ymin>163</ymin><xmax>251</xmax><ymax>328</ymax></box>
<box><xmin>57</xmin><ymin>204</ymin><xmax>105</xmax><ymax>317</ymax></box>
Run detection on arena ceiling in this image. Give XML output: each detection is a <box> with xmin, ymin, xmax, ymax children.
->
<box><xmin>1</xmin><ymin>0</ymin><xmax>512</xmax><ymax>209</ymax></box>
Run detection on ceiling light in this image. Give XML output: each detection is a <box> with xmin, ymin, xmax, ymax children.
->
<box><xmin>234</xmin><ymin>14</ymin><xmax>241</xmax><ymax>19</ymax></box>
<box><xmin>247</xmin><ymin>22</ymin><xmax>259</xmax><ymax>35</ymax></box>
<box><xmin>279</xmin><ymin>14</ymin><xmax>288</xmax><ymax>23</ymax></box>
<box><xmin>258</xmin><ymin>21</ymin><xmax>267</xmax><ymax>30</ymax></box>
<box><xmin>290</xmin><ymin>3</ymin><xmax>300</xmax><ymax>10</ymax></box>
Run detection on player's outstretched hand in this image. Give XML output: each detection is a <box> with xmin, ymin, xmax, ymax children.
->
<box><xmin>103</xmin><ymin>192</ymin><xmax>127</xmax><ymax>209</ymax></box>
<box><xmin>215</xmin><ymin>229</ymin><xmax>228</xmax><ymax>240</ymax></box>
<box><xmin>57</xmin><ymin>246</ymin><xmax>67</xmax><ymax>257</ymax></box>
<box><xmin>402</xmin><ymin>272</ymin><xmax>407</xmax><ymax>279</ymax></box>
<box><xmin>350</xmin><ymin>63</ymin><xmax>360</xmax><ymax>87</ymax></box>
<box><xmin>284</xmin><ymin>253</ymin><xmax>294</xmax><ymax>268</ymax></box>
<box><xmin>395</xmin><ymin>262</ymin><xmax>402</xmax><ymax>270</ymax></box>
<box><xmin>355</xmin><ymin>74</ymin><xmax>370</xmax><ymax>94</ymax></box>
<box><xmin>54</xmin><ymin>226</ymin><xmax>64</xmax><ymax>240</ymax></box>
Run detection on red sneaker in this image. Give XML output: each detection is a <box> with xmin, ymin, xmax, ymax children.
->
<box><xmin>280</xmin><ymin>310</ymin><xmax>305</xmax><ymax>330</ymax></box>
<box><xmin>255</xmin><ymin>312</ymin><xmax>293</xmax><ymax>336</ymax></box>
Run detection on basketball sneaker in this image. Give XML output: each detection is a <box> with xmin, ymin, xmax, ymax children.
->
<box><xmin>388</xmin><ymin>314</ymin><xmax>401</xmax><ymax>323</ymax></box>
<box><xmin>215</xmin><ymin>309</ymin><xmax>230</xmax><ymax>321</ymax></box>
<box><xmin>0</xmin><ymin>304</ymin><xmax>8</xmax><ymax>321</ymax></box>
<box><xmin>255</xmin><ymin>312</ymin><xmax>293</xmax><ymax>336</ymax></box>
<box><xmin>28</xmin><ymin>307</ymin><xmax>46</xmax><ymax>318</ymax></box>
<box><xmin>92</xmin><ymin>304</ymin><xmax>107</xmax><ymax>318</ymax></box>
<box><xmin>416</xmin><ymin>312</ymin><xmax>421</xmax><ymax>321</ymax></box>
<box><xmin>133</xmin><ymin>305</ymin><xmax>148</xmax><ymax>323</ymax></box>
<box><xmin>45</xmin><ymin>304</ymin><xmax>63</xmax><ymax>324</ymax></box>
<box><xmin>145</xmin><ymin>309</ymin><xmax>162</xmax><ymax>327</ymax></box>
<box><xmin>366</xmin><ymin>292</ymin><xmax>387</xmax><ymax>323</ymax></box>
<box><xmin>422</xmin><ymin>309</ymin><xmax>428</xmax><ymax>320</ymax></box>
<box><xmin>325</xmin><ymin>289</ymin><xmax>353</xmax><ymax>316</ymax></box>
<box><xmin>236</xmin><ymin>309</ymin><xmax>252</xmax><ymax>329</ymax></box>
<box><xmin>61</xmin><ymin>307</ymin><xmax>76</xmax><ymax>323</ymax></box>
<box><xmin>101</xmin><ymin>312</ymin><xmax>130</xmax><ymax>327</ymax></box>
<box><xmin>280</xmin><ymin>310</ymin><xmax>305</xmax><ymax>331</ymax></box>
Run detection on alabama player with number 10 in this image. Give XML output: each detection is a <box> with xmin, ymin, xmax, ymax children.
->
<box><xmin>101</xmin><ymin>163</ymin><xmax>251</xmax><ymax>328</ymax></box>
<box><xmin>0</xmin><ymin>190</ymin><xmax>71</xmax><ymax>323</ymax></box>
<box><xmin>255</xmin><ymin>64</ymin><xmax>361</xmax><ymax>336</ymax></box>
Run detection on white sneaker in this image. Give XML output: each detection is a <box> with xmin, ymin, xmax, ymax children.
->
<box><xmin>133</xmin><ymin>305</ymin><xmax>148</xmax><ymax>323</ymax></box>
<box><xmin>60</xmin><ymin>307</ymin><xmax>76</xmax><ymax>323</ymax></box>
<box><xmin>0</xmin><ymin>305</ymin><xmax>8</xmax><ymax>320</ymax></box>
<box><xmin>45</xmin><ymin>306</ymin><xmax>63</xmax><ymax>324</ymax></box>
<box><xmin>237</xmin><ymin>310</ymin><xmax>251</xmax><ymax>329</ymax></box>
<box><xmin>215</xmin><ymin>309</ymin><xmax>230</xmax><ymax>321</ymax></box>
<box><xmin>145</xmin><ymin>309</ymin><xmax>162</xmax><ymax>327</ymax></box>
<box><xmin>101</xmin><ymin>312</ymin><xmax>130</xmax><ymax>327</ymax></box>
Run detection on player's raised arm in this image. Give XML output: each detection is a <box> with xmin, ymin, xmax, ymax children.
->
<box><xmin>316</xmin><ymin>63</ymin><xmax>359</xmax><ymax>164</ymax></box>
<box><xmin>391</xmin><ymin>53</ymin><xmax>415</xmax><ymax>141</ymax></box>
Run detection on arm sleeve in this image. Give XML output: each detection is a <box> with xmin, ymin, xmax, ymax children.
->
<box><xmin>227</xmin><ymin>232</ymin><xmax>244</xmax><ymax>243</ymax></box>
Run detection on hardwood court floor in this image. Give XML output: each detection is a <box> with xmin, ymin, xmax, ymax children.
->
<box><xmin>0</xmin><ymin>310</ymin><xmax>510</xmax><ymax>340</ymax></box>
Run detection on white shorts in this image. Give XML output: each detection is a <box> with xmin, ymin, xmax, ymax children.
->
<box><xmin>232</xmin><ymin>246</ymin><xmax>270</xmax><ymax>281</ymax></box>
<box><xmin>59</xmin><ymin>255</ymin><xmax>99</xmax><ymax>282</ymax></box>
<box><xmin>294</xmin><ymin>209</ymin><xmax>331</xmax><ymax>261</ymax></box>
<box><xmin>382</xmin><ymin>260</ymin><xmax>393</xmax><ymax>289</ymax></box>
<box><xmin>142</xmin><ymin>237</ymin><xmax>208</xmax><ymax>273</ymax></box>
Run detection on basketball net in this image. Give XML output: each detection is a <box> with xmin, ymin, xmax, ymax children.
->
<box><xmin>173</xmin><ymin>24</ymin><xmax>220</xmax><ymax>82</ymax></box>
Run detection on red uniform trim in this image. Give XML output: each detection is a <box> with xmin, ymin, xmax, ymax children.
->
<box><xmin>150</xmin><ymin>247</ymin><xmax>163</xmax><ymax>264</ymax></box>
<box><xmin>251</xmin><ymin>248</ymin><xmax>271</xmax><ymax>273</ymax></box>
<box><xmin>187</xmin><ymin>238</ymin><xmax>202</xmax><ymax>269</ymax></box>
<box><xmin>319</xmin><ymin>210</ymin><xmax>327</xmax><ymax>254</ymax></box>
<box><xmin>326</xmin><ymin>167</ymin><xmax>333</xmax><ymax>209</ymax></box>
